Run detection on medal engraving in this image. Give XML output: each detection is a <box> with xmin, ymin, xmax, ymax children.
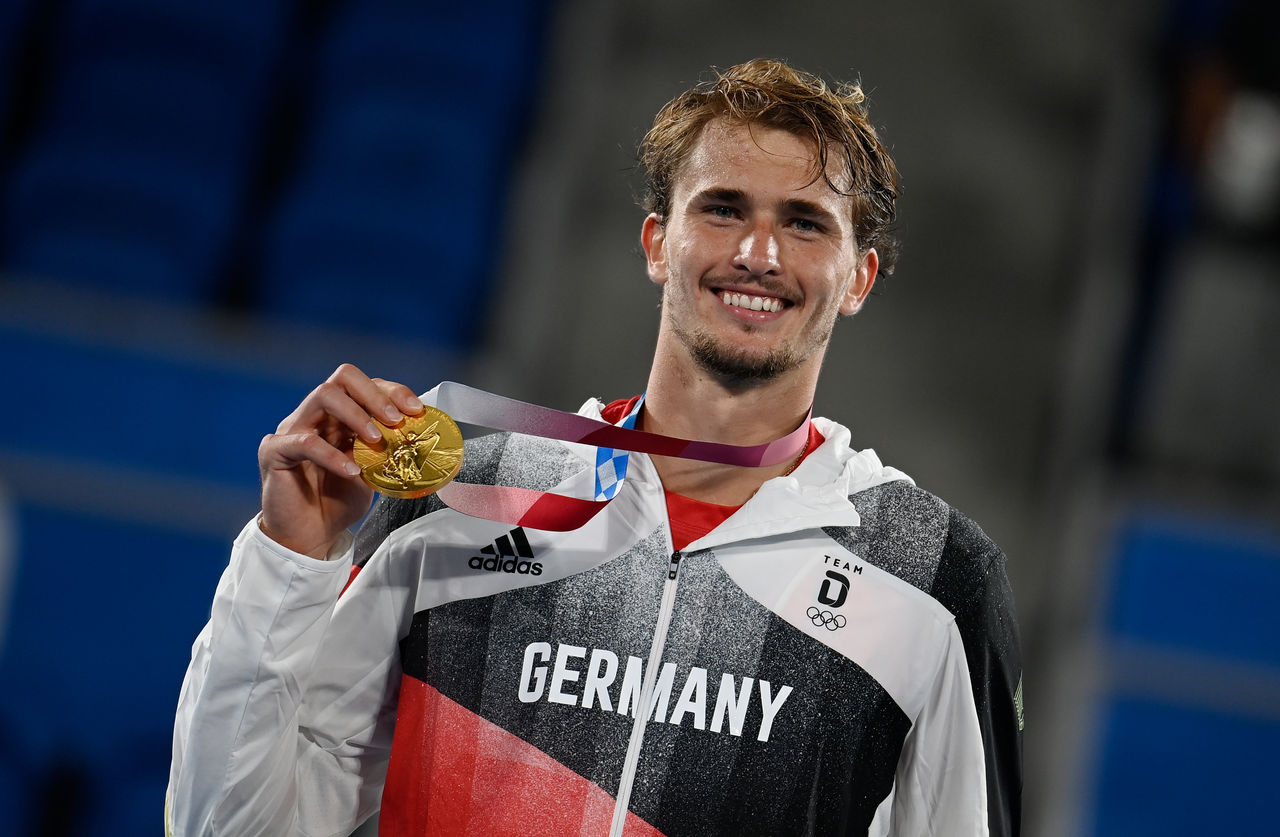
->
<box><xmin>353</xmin><ymin>406</ymin><xmax>464</xmax><ymax>498</ymax></box>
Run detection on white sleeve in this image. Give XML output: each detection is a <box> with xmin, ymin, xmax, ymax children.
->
<box><xmin>873</xmin><ymin>619</ymin><xmax>990</xmax><ymax>837</ymax></box>
<box><xmin>167</xmin><ymin>516</ymin><xmax>400</xmax><ymax>837</ymax></box>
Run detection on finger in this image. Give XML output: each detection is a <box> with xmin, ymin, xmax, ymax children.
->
<box><xmin>371</xmin><ymin>377</ymin><xmax>425</xmax><ymax>416</ymax></box>
<box><xmin>260</xmin><ymin>431</ymin><xmax>363</xmax><ymax>479</ymax></box>
<box><xmin>281</xmin><ymin>364</ymin><xmax>402</xmax><ymax>441</ymax></box>
<box><xmin>278</xmin><ymin>379</ymin><xmax>385</xmax><ymax>443</ymax></box>
<box><xmin>326</xmin><ymin>363</ymin><xmax>419</xmax><ymax>427</ymax></box>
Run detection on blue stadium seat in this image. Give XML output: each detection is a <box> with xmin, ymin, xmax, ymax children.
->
<box><xmin>0</xmin><ymin>504</ymin><xmax>233</xmax><ymax>835</ymax></box>
<box><xmin>259</xmin><ymin>1</ymin><xmax>548</xmax><ymax>349</ymax></box>
<box><xmin>1</xmin><ymin>0</ymin><xmax>288</xmax><ymax>301</ymax></box>
<box><xmin>0</xmin><ymin>323</ymin><xmax>307</xmax><ymax>835</ymax></box>
<box><xmin>1089</xmin><ymin>514</ymin><xmax>1280</xmax><ymax>835</ymax></box>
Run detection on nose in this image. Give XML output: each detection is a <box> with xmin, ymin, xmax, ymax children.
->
<box><xmin>731</xmin><ymin>223</ymin><xmax>781</xmax><ymax>276</ymax></box>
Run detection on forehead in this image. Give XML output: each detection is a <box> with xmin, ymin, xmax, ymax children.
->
<box><xmin>673</xmin><ymin>118</ymin><xmax>853</xmax><ymax>209</ymax></box>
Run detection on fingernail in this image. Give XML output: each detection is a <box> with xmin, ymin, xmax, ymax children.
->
<box><xmin>384</xmin><ymin>404</ymin><xmax>402</xmax><ymax>422</ymax></box>
<box><xmin>406</xmin><ymin>394</ymin><xmax>423</xmax><ymax>412</ymax></box>
<box><xmin>344</xmin><ymin>461</ymin><xmax>361</xmax><ymax>476</ymax></box>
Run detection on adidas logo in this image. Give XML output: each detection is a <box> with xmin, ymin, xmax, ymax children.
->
<box><xmin>468</xmin><ymin>527</ymin><xmax>543</xmax><ymax>575</ymax></box>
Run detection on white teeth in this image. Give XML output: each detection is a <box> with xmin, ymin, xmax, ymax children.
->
<box><xmin>721</xmin><ymin>292</ymin><xmax>783</xmax><ymax>312</ymax></box>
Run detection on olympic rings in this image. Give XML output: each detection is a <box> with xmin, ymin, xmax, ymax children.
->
<box><xmin>806</xmin><ymin>606</ymin><xmax>846</xmax><ymax>631</ymax></box>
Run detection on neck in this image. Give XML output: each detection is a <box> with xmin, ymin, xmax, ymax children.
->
<box><xmin>641</xmin><ymin>346</ymin><xmax>820</xmax><ymax>505</ymax></box>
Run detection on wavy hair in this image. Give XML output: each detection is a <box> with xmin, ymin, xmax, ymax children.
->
<box><xmin>639</xmin><ymin>58</ymin><xmax>901</xmax><ymax>272</ymax></box>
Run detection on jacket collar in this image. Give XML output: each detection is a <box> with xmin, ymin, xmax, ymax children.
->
<box><xmin>576</xmin><ymin>399</ymin><xmax>913</xmax><ymax>549</ymax></box>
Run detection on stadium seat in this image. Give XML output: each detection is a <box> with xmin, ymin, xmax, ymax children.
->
<box><xmin>259</xmin><ymin>0</ymin><xmax>548</xmax><ymax>348</ymax></box>
<box><xmin>0</xmin><ymin>0</ymin><xmax>288</xmax><ymax>301</ymax></box>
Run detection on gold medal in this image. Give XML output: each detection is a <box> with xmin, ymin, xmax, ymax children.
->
<box><xmin>352</xmin><ymin>405</ymin><xmax>464</xmax><ymax>498</ymax></box>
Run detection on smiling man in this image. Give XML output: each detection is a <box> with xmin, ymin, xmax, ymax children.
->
<box><xmin>169</xmin><ymin>59</ymin><xmax>1022</xmax><ymax>836</ymax></box>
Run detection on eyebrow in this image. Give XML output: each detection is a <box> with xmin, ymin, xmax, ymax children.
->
<box><xmin>779</xmin><ymin>198</ymin><xmax>842</xmax><ymax>230</ymax></box>
<box><xmin>692</xmin><ymin>188</ymin><xmax>844</xmax><ymax>230</ymax></box>
<box><xmin>694</xmin><ymin>187</ymin><xmax>748</xmax><ymax>207</ymax></box>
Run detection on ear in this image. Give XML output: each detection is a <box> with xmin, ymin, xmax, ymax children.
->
<box><xmin>839</xmin><ymin>247</ymin><xmax>879</xmax><ymax>316</ymax></box>
<box><xmin>641</xmin><ymin>213</ymin><xmax>668</xmax><ymax>285</ymax></box>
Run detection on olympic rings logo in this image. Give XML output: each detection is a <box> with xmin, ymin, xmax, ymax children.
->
<box><xmin>807</xmin><ymin>606</ymin><xmax>846</xmax><ymax>631</ymax></box>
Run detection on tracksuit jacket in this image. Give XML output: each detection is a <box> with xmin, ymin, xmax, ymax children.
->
<box><xmin>168</xmin><ymin>396</ymin><xmax>1023</xmax><ymax>836</ymax></box>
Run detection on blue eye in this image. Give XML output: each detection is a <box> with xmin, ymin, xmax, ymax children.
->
<box><xmin>793</xmin><ymin>218</ymin><xmax>818</xmax><ymax>232</ymax></box>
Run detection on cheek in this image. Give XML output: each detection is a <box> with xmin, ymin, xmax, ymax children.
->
<box><xmin>666</xmin><ymin>241</ymin><xmax>705</xmax><ymax>283</ymax></box>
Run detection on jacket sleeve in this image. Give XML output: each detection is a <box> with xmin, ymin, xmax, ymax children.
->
<box><xmin>933</xmin><ymin>509</ymin><xmax>1024</xmax><ymax>837</ymax></box>
<box><xmin>167</xmin><ymin>516</ymin><xmax>403</xmax><ymax>836</ymax></box>
<box><xmin>877</xmin><ymin>616</ymin><xmax>993</xmax><ymax>837</ymax></box>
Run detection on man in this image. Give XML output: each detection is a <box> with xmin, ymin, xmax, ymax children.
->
<box><xmin>169</xmin><ymin>58</ymin><xmax>1022</xmax><ymax>835</ymax></box>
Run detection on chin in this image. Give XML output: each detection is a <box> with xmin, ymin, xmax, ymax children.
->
<box><xmin>686</xmin><ymin>332</ymin><xmax>799</xmax><ymax>385</ymax></box>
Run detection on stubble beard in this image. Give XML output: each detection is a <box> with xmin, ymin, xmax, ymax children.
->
<box><xmin>662</xmin><ymin>276</ymin><xmax>838</xmax><ymax>390</ymax></box>
<box><xmin>669</xmin><ymin>305</ymin><xmax>838</xmax><ymax>391</ymax></box>
<box><xmin>675</xmin><ymin>321</ymin><xmax>800</xmax><ymax>386</ymax></box>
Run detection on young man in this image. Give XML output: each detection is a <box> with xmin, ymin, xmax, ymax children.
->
<box><xmin>169</xmin><ymin>59</ymin><xmax>1022</xmax><ymax>836</ymax></box>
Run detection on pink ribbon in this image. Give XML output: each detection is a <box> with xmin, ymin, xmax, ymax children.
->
<box><xmin>430</xmin><ymin>382</ymin><xmax>811</xmax><ymax>531</ymax></box>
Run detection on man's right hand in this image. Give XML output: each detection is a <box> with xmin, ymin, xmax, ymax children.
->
<box><xmin>257</xmin><ymin>363</ymin><xmax>425</xmax><ymax>559</ymax></box>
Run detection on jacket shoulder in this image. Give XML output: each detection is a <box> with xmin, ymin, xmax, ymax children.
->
<box><xmin>825</xmin><ymin>479</ymin><xmax>1007</xmax><ymax>612</ymax></box>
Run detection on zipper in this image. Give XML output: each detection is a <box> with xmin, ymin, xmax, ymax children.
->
<box><xmin>608</xmin><ymin>549</ymin><xmax>683</xmax><ymax>836</ymax></box>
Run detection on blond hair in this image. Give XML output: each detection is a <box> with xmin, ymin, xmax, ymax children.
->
<box><xmin>640</xmin><ymin>58</ymin><xmax>901</xmax><ymax>271</ymax></box>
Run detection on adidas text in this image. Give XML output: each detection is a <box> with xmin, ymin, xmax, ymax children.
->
<box><xmin>469</xmin><ymin>527</ymin><xmax>541</xmax><ymax>575</ymax></box>
<box><xmin>469</xmin><ymin>555</ymin><xmax>542</xmax><ymax>575</ymax></box>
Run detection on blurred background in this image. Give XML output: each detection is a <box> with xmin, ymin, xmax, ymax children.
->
<box><xmin>0</xmin><ymin>0</ymin><xmax>1277</xmax><ymax>834</ymax></box>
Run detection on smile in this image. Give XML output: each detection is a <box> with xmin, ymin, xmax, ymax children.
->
<box><xmin>719</xmin><ymin>291</ymin><xmax>785</xmax><ymax>313</ymax></box>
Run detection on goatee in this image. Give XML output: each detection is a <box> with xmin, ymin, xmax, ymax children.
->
<box><xmin>676</xmin><ymin>323</ymin><xmax>800</xmax><ymax>388</ymax></box>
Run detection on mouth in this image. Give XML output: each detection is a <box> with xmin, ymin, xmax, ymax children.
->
<box><xmin>712</xmin><ymin>286</ymin><xmax>792</xmax><ymax>316</ymax></box>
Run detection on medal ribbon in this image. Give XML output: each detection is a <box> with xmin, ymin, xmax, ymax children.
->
<box><xmin>428</xmin><ymin>382</ymin><xmax>811</xmax><ymax>531</ymax></box>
